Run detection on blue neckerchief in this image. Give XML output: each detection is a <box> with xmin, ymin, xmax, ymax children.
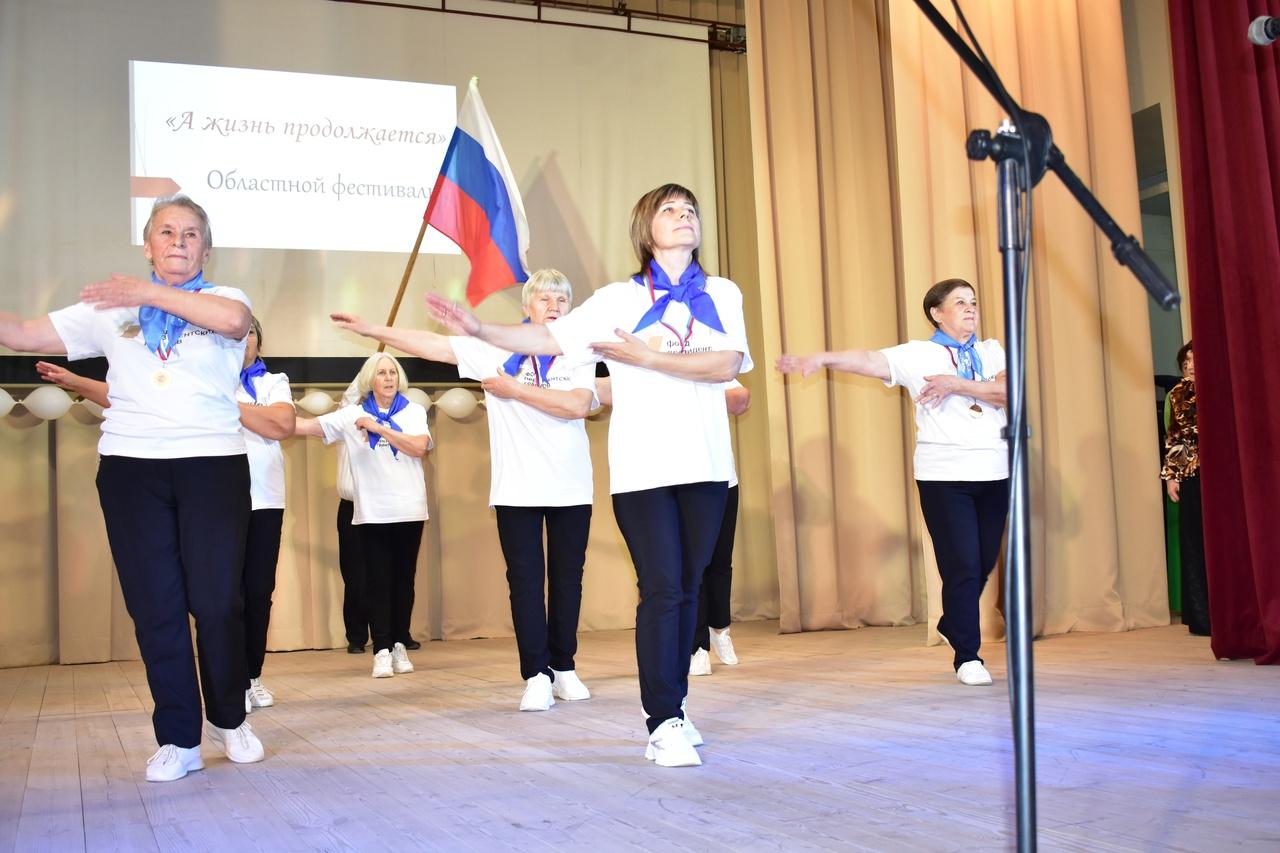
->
<box><xmin>930</xmin><ymin>330</ymin><xmax>984</xmax><ymax>380</ymax></box>
<box><xmin>500</xmin><ymin>319</ymin><xmax>556</xmax><ymax>384</ymax></box>
<box><xmin>139</xmin><ymin>271</ymin><xmax>210</xmax><ymax>359</ymax></box>
<box><xmin>631</xmin><ymin>260</ymin><xmax>724</xmax><ymax>335</ymax></box>
<box><xmin>239</xmin><ymin>358</ymin><xmax>268</xmax><ymax>402</ymax></box>
<box><xmin>361</xmin><ymin>392</ymin><xmax>409</xmax><ymax>456</ymax></box>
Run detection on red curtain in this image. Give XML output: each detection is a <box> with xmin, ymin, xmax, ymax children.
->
<box><xmin>1168</xmin><ymin>0</ymin><xmax>1280</xmax><ymax>663</ymax></box>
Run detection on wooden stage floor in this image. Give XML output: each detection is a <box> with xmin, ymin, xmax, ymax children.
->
<box><xmin>2</xmin><ymin>621</ymin><xmax>1277</xmax><ymax>852</ymax></box>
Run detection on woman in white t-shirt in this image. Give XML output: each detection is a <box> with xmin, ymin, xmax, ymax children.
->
<box><xmin>428</xmin><ymin>184</ymin><xmax>753</xmax><ymax>767</ymax></box>
<box><xmin>332</xmin><ymin>269</ymin><xmax>597</xmax><ymax>714</ymax></box>
<box><xmin>777</xmin><ymin>278</ymin><xmax>1009</xmax><ymax>687</ymax></box>
<box><xmin>295</xmin><ymin>353</ymin><xmax>431</xmax><ymax>679</ymax></box>
<box><xmin>35</xmin><ymin>314</ymin><xmax>296</xmax><ymax>716</ymax></box>
<box><xmin>0</xmin><ymin>195</ymin><xmax>264</xmax><ymax>782</ymax></box>
<box><xmin>234</xmin><ymin>317</ymin><xmax>296</xmax><ymax>711</ymax></box>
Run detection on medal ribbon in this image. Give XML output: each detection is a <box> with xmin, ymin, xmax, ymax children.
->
<box><xmin>631</xmin><ymin>260</ymin><xmax>723</xmax><ymax>352</ymax></box>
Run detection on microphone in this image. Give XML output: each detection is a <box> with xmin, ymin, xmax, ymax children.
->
<box><xmin>1249</xmin><ymin>16</ymin><xmax>1279</xmax><ymax>46</ymax></box>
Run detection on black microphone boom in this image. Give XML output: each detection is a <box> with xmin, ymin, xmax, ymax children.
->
<box><xmin>1249</xmin><ymin>16</ymin><xmax>1280</xmax><ymax>47</ymax></box>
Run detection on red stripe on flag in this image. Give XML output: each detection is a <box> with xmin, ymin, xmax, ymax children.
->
<box><xmin>429</xmin><ymin>177</ymin><xmax>522</xmax><ymax>306</ymax></box>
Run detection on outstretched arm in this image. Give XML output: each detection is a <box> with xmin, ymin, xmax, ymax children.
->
<box><xmin>80</xmin><ymin>275</ymin><xmax>250</xmax><ymax>340</ymax></box>
<box><xmin>294</xmin><ymin>417</ymin><xmax>325</xmax><ymax>439</ymax></box>
<box><xmin>331</xmin><ymin>312</ymin><xmax>458</xmax><ymax>364</ymax></box>
<box><xmin>425</xmin><ymin>293</ymin><xmax>562</xmax><ymax>356</ymax></box>
<box><xmin>35</xmin><ymin>362</ymin><xmax>108</xmax><ymax>406</ymax></box>
<box><xmin>777</xmin><ymin>349</ymin><xmax>890</xmax><ymax>381</ymax></box>
<box><xmin>0</xmin><ymin>315</ymin><xmax>66</xmax><ymax>355</ymax></box>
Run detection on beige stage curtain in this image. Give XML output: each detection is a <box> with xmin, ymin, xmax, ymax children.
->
<box><xmin>745</xmin><ymin>0</ymin><xmax>1169</xmax><ymax>639</ymax></box>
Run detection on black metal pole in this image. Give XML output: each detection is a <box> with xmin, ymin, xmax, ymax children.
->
<box><xmin>997</xmin><ymin>146</ymin><xmax>1037</xmax><ymax>853</ymax></box>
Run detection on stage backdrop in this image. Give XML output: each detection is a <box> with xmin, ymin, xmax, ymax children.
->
<box><xmin>0</xmin><ymin>0</ymin><xmax>781</xmax><ymax>667</ymax></box>
<box><xmin>743</xmin><ymin>0</ymin><xmax>1170</xmax><ymax>640</ymax></box>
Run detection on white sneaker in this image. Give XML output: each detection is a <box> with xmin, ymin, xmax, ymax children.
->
<box><xmin>956</xmin><ymin>660</ymin><xmax>993</xmax><ymax>686</ymax></box>
<box><xmin>644</xmin><ymin>718</ymin><xmax>702</xmax><ymax>767</ymax></box>
<box><xmin>372</xmin><ymin>649</ymin><xmax>394</xmax><ymax>678</ymax></box>
<box><xmin>205</xmin><ymin>721</ymin><xmax>265</xmax><ymax>763</ymax></box>
<box><xmin>679</xmin><ymin>697</ymin><xmax>704</xmax><ymax>746</ymax></box>
<box><xmin>551</xmin><ymin>669</ymin><xmax>591</xmax><ymax>701</ymax></box>
<box><xmin>709</xmin><ymin>627</ymin><xmax>739</xmax><ymax>665</ymax></box>
<box><xmin>689</xmin><ymin>648</ymin><xmax>712</xmax><ymax>676</ymax></box>
<box><xmin>391</xmin><ymin>642</ymin><xmax>414</xmax><ymax>674</ymax></box>
<box><xmin>145</xmin><ymin>744</ymin><xmax>204</xmax><ymax>782</ymax></box>
<box><xmin>247</xmin><ymin>677</ymin><xmax>274</xmax><ymax>708</ymax></box>
<box><xmin>519</xmin><ymin>673</ymin><xmax>555</xmax><ymax>711</ymax></box>
<box><xmin>244</xmin><ymin>690</ymin><xmax>252</xmax><ymax>715</ymax></box>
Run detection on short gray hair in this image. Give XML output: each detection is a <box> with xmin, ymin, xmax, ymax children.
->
<box><xmin>521</xmin><ymin>268</ymin><xmax>572</xmax><ymax>307</ymax></box>
<box><xmin>143</xmin><ymin>195</ymin><xmax>212</xmax><ymax>247</ymax></box>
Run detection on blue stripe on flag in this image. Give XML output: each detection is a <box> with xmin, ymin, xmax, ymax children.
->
<box><xmin>441</xmin><ymin>130</ymin><xmax>527</xmax><ymax>282</ymax></box>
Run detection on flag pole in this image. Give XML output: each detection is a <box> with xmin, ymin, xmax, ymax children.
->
<box><xmin>379</xmin><ymin>217</ymin><xmax>431</xmax><ymax>353</ymax></box>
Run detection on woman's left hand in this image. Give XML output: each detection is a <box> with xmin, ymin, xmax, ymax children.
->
<box><xmin>80</xmin><ymin>275</ymin><xmax>152</xmax><ymax>310</ymax></box>
<box><xmin>917</xmin><ymin>374</ymin><xmax>963</xmax><ymax>407</ymax></box>
<box><xmin>590</xmin><ymin>329</ymin><xmax>653</xmax><ymax>367</ymax></box>
<box><xmin>354</xmin><ymin>416</ymin><xmax>381</xmax><ymax>436</ymax></box>
<box><xmin>481</xmin><ymin>373</ymin><xmax>522</xmax><ymax>399</ymax></box>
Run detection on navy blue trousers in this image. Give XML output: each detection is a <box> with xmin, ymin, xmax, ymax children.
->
<box><xmin>693</xmin><ymin>485</ymin><xmax>738</xmax><ymax>653</ymax></box>
<box><xmin>358</xmin><ymin>520</ymin><xmax>423</xmax><ymax>654</ymax></box>
<box><xmin>336</xmin><ymin>499</ymin><xmax>370</xmax><ymax>647</ymax></box>
<box><xmin>97</xmin><ymin>454</ymin><xmax>251</xmax><ymax>748</ymax></box>
<box><xmin>916</xmin><ymin>479</ymin><xmax>1009</xmax><ymax>669</ymax></box>
<box><xmin>495</xmin><ymin>504</ymin><xmax>592</xmax><ymax>680</ymax></box>
<box><xmin>242</xmin><ymin>508</ymin><xmax>283</xmax><ymax>680</ymax></box>
<box><xmin>613</xmin><ymin>481</ymin><xmax>727</xmax><ymax>733</ymax></box>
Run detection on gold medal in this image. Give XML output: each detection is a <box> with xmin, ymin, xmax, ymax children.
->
<box><xmin>151</xmin><ymin>368</ymin><xmax>172</xmax><ymax>389</ymax></box>
<box><xmin>968</xmin><ymin>402</ymin><xmax>983</xmax><ymax>418</ymax></box>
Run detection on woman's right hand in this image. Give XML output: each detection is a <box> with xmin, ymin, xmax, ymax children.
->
<box><xmin>330</xmin><ymin>312</ymin><xmax>373</xmax><ymax>337</ymax></box>
<box><xmin>425</xmin><ymin>293</ymin><xmax>481</xmax><ymax>336</ymax></box>
<box><xmin>1166</xmin><ymin>479</ymin><xmax>1180</xmax><ymax>503</ymax></box>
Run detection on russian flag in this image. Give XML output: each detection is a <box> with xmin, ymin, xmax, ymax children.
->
<box><xmin>424</xmin><ymin>77</ymin><xmax>530</xmax><ymax>306</ymax></box>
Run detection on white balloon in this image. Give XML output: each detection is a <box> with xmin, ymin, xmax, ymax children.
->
<box><xmin>403</xmin><ymin>387</ymin><xmax>433</xmax><ymax>411</ymax></box>
<box><xmin>0</xmin><ymin>388</ymin><xmax>13</xmax><ymax>418</ymax></box>
<box><xmin>434</xmin><ymin>387</ymin><xmax>478</xmax><ymax>419</ymax></box>
<box><xmin>297</xmin><ymin>390</ymin><xmax>336</xmax><ymax>415</ymax></box>
<box><xmin>22</xmin><ymin>385</ymin><xmax>74</xmax><ymax>420</ymax></box>
<box><xmin>79</xmin><ymin>399</ymin><xmax>106</xmax><ymax>420</ymax></box>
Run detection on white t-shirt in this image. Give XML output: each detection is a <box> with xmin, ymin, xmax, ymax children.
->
<box><xmin>880</xmin><ymin>339</ymin><xmax>1009</xmax><ymax>481</ymax></box>
<box><xmin>450</xmin><ymin>336</ymin><xmax>595</xmax><ymax>507</ymax></box>
<box><xmin>236</xmin><ymin>370</ymin><xmax>293</xmax><ymax>510</ymax></box>
<box><xmin>48</xmin><ymin>287</ymin><xmax>251</xmax><ymax>458</ymax></box>
<box><xmin>548</xmin><ymin>275</ymin><xmax>753</xmax><ymax>494</ymax></box>
<box><xmin>318</xmin><ymin>400</ymin><xmax>431</xmax><ymax>525</ymax></box>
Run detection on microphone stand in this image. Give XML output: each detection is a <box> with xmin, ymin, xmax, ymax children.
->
<box><xmin>908</xmin><ymin>3</ymin><xmax>1181</xmax><ymax>851</ymax></box>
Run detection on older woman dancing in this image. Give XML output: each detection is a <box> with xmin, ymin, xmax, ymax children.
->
<box><xmin>295</xmin><ymin>353</ymin><xmax>431</xmax><ymax>678</ymax></box>
<box><xmin>333</xmin><ymin>269</ymin><xmax>596</xmax><ymax>713</ymax></box>
<box><xmin>429</xmin><ymin>183</ymin><xmax>752</xmax><ymax>767</ymax></box>
<box><xmin>0</xmin><ymin>195</ymin><xmax>264</xmax><ymax>781</ymax></box>
<box><xmin>778</xmin><ymin>278</ymin><xmax>1009</xmax><ymax>687</ymax></box>
<box><xmin>37</xmin><ymin>314</ymin><xmax>295</xmax><ymax>715</ymax></box>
